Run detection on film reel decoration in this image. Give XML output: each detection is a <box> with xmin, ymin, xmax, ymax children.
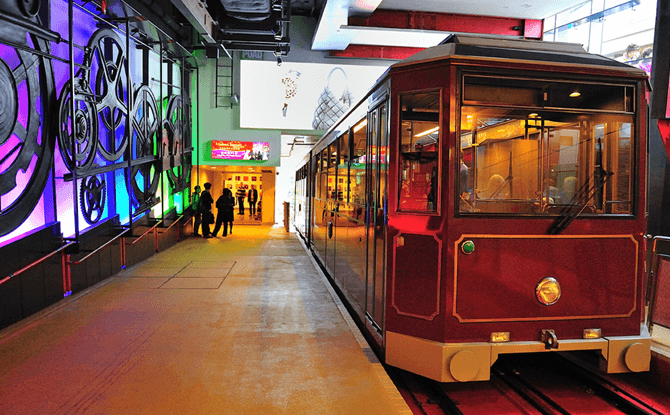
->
<box><xmin>56</xmin><ymin>79</ymin><xmax>98</xmax><ymax>173</ymax></box>
<box><xmin>79</xmin><ymin>169</ymin><xmax>106</xmax><ymax>224</ymax></box>
<box><xmin>0</xmin><ymin>27</ymin><xmax>56</xmax><ymax>236</ymax></box>
<box><xmin>18</xmin><ymin>0</ymin><xmax>40</xmax><ymax>18</ymax></box>
<box><xmin>83</xmin><ymin>28</ymin><xmax>131</xmax><ymax>162</ymax></box>
<box><xmin>163</xmin><ymin>94</ymin><xmax>189</xmax><ymax>193</ymax></box>
<box><xmin>182</xmin><ymin>95</ymin><xmax>192</xmax><ymax>150</ymax></box>
<box><xmin>129</xmin><ymin>85</ymin><xmax>161</xmax><ymax>211</ymax></box>
<box><xmin>162</xmin><ymin>94</ymin><xmax>183</xmax><ymax>165</ymax></box>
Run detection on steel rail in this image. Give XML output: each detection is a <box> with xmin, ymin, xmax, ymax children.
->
<box><xmin>69</xmin><ymin>230</ymin><xmax>129</xmax><ymax>265</ymax></box>
<box><xmin>125</xmin><ymin>220</ymin><xmax>163</xmax><ymax>246</ymax></box>
<box><xmin>0</xmin><ymin>242</ymin><xmax>76</xmax><ymax>287</ymax></box>
<box><xmin>646</xmin><ymin>235</ymin><xmax>670</xmax><ymax>332</ymax></box>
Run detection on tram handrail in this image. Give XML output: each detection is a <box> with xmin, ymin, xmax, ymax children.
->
<box><xmin>646</xmin><ymin>235</ymin><xmax>670</xmax><ymax>333</ymax></box>
<box><xmin>0</xmin><ymin>242</ymin><xmax>76</xmax><ymax>287</ymax></box>
<box><xmin>69</xmin><ymin>229</ymin><xmax>129</xmax><ymax>265</ymax></box>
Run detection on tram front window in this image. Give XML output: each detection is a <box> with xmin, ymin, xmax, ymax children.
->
<box><xmin>458</xmin><ymin>107</ymin><xmax>633</xmax><ymax>215</ymax></box>
<box><xmin>398</xmin><ymin>91</ymin><xmax>440</xmax><ymax>213</ymax></box>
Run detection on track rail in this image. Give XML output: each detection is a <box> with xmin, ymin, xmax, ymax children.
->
<box><xmin>387</xmin><ymin>353</ymin><xmax>669</xmax><ymax>415</ymax></box>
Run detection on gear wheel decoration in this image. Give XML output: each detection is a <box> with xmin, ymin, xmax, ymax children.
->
<box><xmin>79</xmin><ymin>169</ymin><xmax>106</xmax><ymax>224</ymax></box>
<box><xmin>84</xmin><ymin>28</ymin><xmax>131</xmax><ymax>162</ymax></box>
<box><xmin>0</xmin><ymin>25</ymin><xmax>56</xmax><ymax>236</ymax></box>
<box><xmin>56</xmin><ymin>78</ymin><xmax>98</xmax><ymax>173</ymax></box>
<box><xmin>129</xmin><ymin>85</ymin><xmax>161</xmax><ymax>212</ymax></box>
<box><xmin>163</xmin><ymin>94</ymin><xmax>188</xmax><ymax>193</ymax></box>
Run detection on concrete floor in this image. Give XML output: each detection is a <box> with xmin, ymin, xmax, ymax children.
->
<box><xmin>0</xmin><ymin>226</ymin><xmax>410</xmax><ymax>414</ymax></box>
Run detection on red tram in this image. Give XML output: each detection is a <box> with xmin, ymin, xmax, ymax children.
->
<box><xmin>294</xmin><ymin>35</ymin><xmax>651</xmax><ymax>382</ymax></box>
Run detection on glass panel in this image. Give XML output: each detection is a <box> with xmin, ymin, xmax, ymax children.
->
<box><xmin>338</xmin><ymin>133</ymin><xmax>350</xmax><ymax>202</ymax></box>
<box><xmin>366</xmin><ymin>110</ymin><xmax>378</xmax><ymax>322</ymax></box>
<box><xmin>463</xmin><ymin>76</ymin><xmax>632</xmax><ymax>112</ymax></box>
<box><xmin>350</xmin><ymin>118</ymin><xmax>367</xmax><ymax>207</ymax></box>
<box><xmin>556</xmin><ymin>1</ymin><xmax>591</xmax><ymax>27</ymax></box>
<box><xmin>398</xmin><ymin>91</ymin><xmax>440</xmax><ymax>212</ymax></box>
<box><xmin>327</xmin><ymin>144</ymin><xmax>337</xmax><ymax>201</ymax></box>
<box><xmin>374</xmin><ymin>102</ymin><xmax>388</xmax><ymax>327</ymax></box>
<box><xmin>458</xmin><ymin>106</ymin><xmax>633</xmax><ymax>215</ymax></box>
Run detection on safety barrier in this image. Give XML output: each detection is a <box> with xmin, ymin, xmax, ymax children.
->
<box><xmin>0</xmin><ymin>242</ymin><xmax>76</xmax><ymax>293</ymax></box>
<box><xmin>647</xmin><ymin>235</ymin><xmax>670</xmax><ymax>332</ymax></box>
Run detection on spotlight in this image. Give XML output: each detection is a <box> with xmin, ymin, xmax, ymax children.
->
<box><xmin>277</xmin><ymin>56</ymin><xmax>282</xmax><ymax>66</ymax></box>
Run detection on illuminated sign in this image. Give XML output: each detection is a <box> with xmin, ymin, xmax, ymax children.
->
<box><xmin>211</xmin><ymin>141</ymin><xmax>270</xmax><ymax>160</ymax></box>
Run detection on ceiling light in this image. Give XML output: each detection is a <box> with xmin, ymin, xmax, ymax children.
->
<box><xmin>570</xmin><ymin>91</ymin><xmax>581</xmax><ymax>98</ymax></box>
<box><xmin>529</xmin><ymin>113</ymin><xmax>538</xmax><ymax>118</ymax></box>
<box><xmin>415</xmin><ymin>126</ymin><xmax>439</xmax><ymax>138</ymax></box>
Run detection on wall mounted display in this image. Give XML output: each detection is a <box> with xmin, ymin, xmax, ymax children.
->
<box><xmin>240</xmin><ymin>61</ymin><xmax>388</xmax><ymax>130</ymax></box>
<box><xmin>211</xmin><ymin>140</ymin><xmax>269</xmax><ymax>160</ymax></box>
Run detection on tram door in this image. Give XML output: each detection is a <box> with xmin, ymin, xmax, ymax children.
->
<box><xmin>365</xmin><ymin>100</ymin><xmax>388</xmax><ymax>333</ymax></box>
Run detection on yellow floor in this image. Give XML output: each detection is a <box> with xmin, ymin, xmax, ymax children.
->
<box><xmin>0</xmin><ymin>226</ymin><xmax>411</xmax><ymax>414</ymax></box>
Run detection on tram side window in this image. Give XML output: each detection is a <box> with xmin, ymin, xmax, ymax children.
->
<box><xmin>350</xmin><ymin>118</ymin><xmax>367</xmax><ymax>216</ymax></box>
<box><xmin>398</xmin><ymin>91</ymin><xmax>440</xmax><ymax>213</ymax></box>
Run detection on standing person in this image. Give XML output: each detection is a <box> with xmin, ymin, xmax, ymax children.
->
<box><xmin>191</xmin><ymin>185</ymin><xmax>202</xmax><ymax>236</ymax></box>
<box><xmin>236</xmin><ymin>186</ymin><xmax>246</xmax><ymax>215</ymax></box>
<box><xmin>213</xmin><ymin>188</ymin><xmax>235</xmax><ymax>236</ymax></box>
<box><xmin>200</xmin><ymin>182</ymin><xmax>214</xmax><ymax>238</ymax></box>
<box><xmin>247</xmin><ymin>184</ymin><xmax>258</xmax><ymax>216</ymax></box>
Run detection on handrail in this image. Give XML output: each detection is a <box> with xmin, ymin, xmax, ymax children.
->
<box><xmin>157</xmin><ymin>215</ymin><xmax>184</xmax><ymax>233</ymax></box>
<box><xmin>646</xmin><ymin>235</ymin><xmax>670</xmax><ymax>333</ymax></box>
<box><xmin>0</xmin><ymin>242</ymin><xmax>76</xmax><ymax>287</ymax></box>
<box><xmin>125</xmin><ymin>220</ymin><xmax>163</xmax><ymax>246</ymax></box>
<box><xmin>69</xmin><ymin>229</ymin><xmax>130</xmax><ymax>265</ymax></box>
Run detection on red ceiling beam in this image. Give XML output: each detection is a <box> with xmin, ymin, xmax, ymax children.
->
<box><xmin>331</xmin><ymin>10</ymin><xmax>544</xmax><ymax>60</ymax></box>
<box><xmin>349</xmin><ymin>9</ymin><xmax>543</xmax><ymax>39</ymax></box>
<box><xmin>329</xmin><ymin>45</ymin><xmax>425</xmax><ymax>60</ymax></box>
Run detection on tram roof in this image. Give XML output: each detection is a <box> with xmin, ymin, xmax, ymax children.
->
<box><xmin>391</xmin><ymin>34</ymin><xmax>646</xmax><ymax>75</ymax></box>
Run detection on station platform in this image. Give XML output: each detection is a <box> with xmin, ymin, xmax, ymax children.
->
<box><xmin>0</xmin><ymin>226</ymin><xmax>411</xmax><ymax>414</ymax></box>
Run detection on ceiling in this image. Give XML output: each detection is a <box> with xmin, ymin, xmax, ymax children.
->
<box><xmin>310</xmin><ymin>0</ymin><xmax>587</xmax><ymax>51</ymax></box>
<box><xmin>376</xmin><ymin>0</ymin><xmax>584</xmax><ymax>20</ymax></box>
<box><xmin>153</xmin><ymin>0</ymin><xmax>588</xmax><ymax>57</ymax></box>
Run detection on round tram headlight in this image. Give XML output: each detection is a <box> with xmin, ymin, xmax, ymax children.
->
<box><xmin>536</xmin><ymin>277</ymin><xmax>561</xmax><ymax>305</ymax></box>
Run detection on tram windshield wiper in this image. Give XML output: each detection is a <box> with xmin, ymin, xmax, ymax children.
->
<box><xmin>547</xmin><ymin>169</ymin><xmax>613</xmax><ymax>235</ymax></box>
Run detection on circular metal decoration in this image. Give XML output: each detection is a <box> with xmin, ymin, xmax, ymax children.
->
<box><xmin>129</xmin><ymin>86</ymin><xmax>160</xmax><ymax>210</ymax></box>
<box><xmin>0</xmin><ymin>59</ymin><xmax>18</xmax><ymax>144</ymax></box>
<box><xmin>166</xmin><ymin>157</ymin><xmax>191</xmax><ymax>194</ymax></box>
<box><xmin>79</xmin><ymin>172</ymin><xmax>106</xmax><ymax>224</ymax></box>
<box><xmin>56</xmin><ymin>79</ymin><xmax>99</xmax><ymax>173</ymax></box>
<box><xmin>18</xmin><ymin>0</ymin><xmax>40</xmax><ymax>17</ymax></box>
<box><xmin>0</xmin><ymin>29</ymin><xmax>56</xmax><ymax>237</ymax></box>
<box><xmin>535</xmin><ymin>277</ymin><xmax>561</xmax><ymax>306</ymax></box>
<box><xmin>163</xmin><ymin>94</ymin><xmax>183</xmax><ymax>159</ymax></box>
<box><xmin>83</xmin><ymin>28</ymin><xmax>130</xmax><ymax>162</ymax></box>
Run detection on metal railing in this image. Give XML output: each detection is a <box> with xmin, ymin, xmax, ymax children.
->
<box><xmin>125</xmin><ymin>220</ymin><xmax>164</xmax><ymax>253</ymax></box>
<box><xmin>156</xmin><ymin>215</ymin><xmax>185</xmax><ymax>243</ymax></box>
<box><xmin>0</xmin><ymin>242</ymin><xmax>77</xmax><ymax>296</ymax></box>
<box><xmin>646</xmin><ymin>235</ymin><xmax>670</xmax><ymax>333</ymax></box>
<box><xmin>2</xmin><ymin>217</ymin><xmax>189</xmax><ymax>301</ymax></box>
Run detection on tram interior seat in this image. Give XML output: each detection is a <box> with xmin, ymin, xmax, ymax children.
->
<box><xmin>478</xmin><ymin>174</ymin><xmax>509</xmax><ymax>199</ymax></box>
<box><xmin>563</xmin><ymin>176</ymin><xmax>577</xmax><ymax>202</ymax></box>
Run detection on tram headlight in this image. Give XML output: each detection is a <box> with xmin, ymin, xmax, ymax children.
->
<box><xmin>535</xmin><ymin>277</ymin><xmax>561</xmax><ymax>305</ymax></box>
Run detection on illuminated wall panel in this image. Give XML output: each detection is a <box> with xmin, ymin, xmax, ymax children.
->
<box><xmin>0</xmin><ymin>0</ymin><xmax>194</xmax><ymax>247</ymax></box>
